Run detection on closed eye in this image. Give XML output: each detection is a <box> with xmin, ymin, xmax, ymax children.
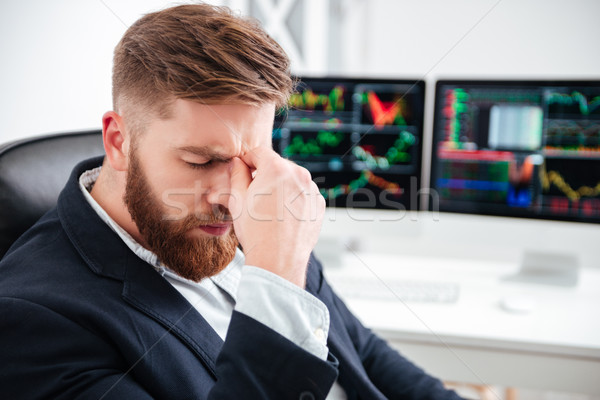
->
<box><xmin>186</xmin><ymin>160</ymin><xmax>213</xmax><ymax>169</ymax></box>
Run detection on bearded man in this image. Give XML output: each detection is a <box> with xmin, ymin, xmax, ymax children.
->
<box><xmin>0</xmin><ymin>3</ymin><xmax>462</xmax><ymax>399</ymax></box>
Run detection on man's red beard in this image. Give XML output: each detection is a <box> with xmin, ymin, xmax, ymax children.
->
<box><xmin>124</xmin><ymin>150</ymin><xmax>239</xmax><ymax>282</ymax></box>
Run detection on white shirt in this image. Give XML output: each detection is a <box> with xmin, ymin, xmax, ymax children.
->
<box><xmin>79</xmin><ymin>167</ymin><xmax>347</xmax><ymax>399</ymax></box>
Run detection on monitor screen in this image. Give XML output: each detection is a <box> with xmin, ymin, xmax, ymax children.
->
<box><xmin>273</xmin><ymin>77</ymin><xmax>425</xmax><ymax>212</ymax></box>
<box><xmin>430</xmin><ymin>80</ymin><xmax>600</xmax><ymax>223</ymax></box>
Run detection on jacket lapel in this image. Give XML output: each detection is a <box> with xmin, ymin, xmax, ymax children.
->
<box><xmin>58</xmin><ymin>156</ymin><xmax>224</xmax><ymax>378</ymax></box>
<box><xmin>121</xmin><ymin>251</ymin><xmax>224</xmax><ymax>378</ymax></box>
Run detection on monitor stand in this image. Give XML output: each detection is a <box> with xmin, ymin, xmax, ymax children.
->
<box><xmin>503</xmin><ymin>250</ymin><xmax>580</xmax><ymax>287</ymax></box>
<box><xmin>314</xmin><ymin>236</ymin><xmax>350</xmax><ymax>269</ymax></box>
<box><xmin>313</xmin><ymin>208</ymin><xmax>423</xmax><ymax>269</ymax></box>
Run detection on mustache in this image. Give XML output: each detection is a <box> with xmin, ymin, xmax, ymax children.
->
<box><xmin>176</xmin><ymin>206</ymin><xmax>233</xmax><ymax>230</ymax></box>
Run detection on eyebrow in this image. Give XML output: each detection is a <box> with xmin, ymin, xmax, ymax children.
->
<box><xmin>175</xmin><ymin>145</ymin><xmax>233</xmax><ymax>162</ymax></box>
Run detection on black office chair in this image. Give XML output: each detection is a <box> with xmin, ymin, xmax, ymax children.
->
<box><xmin>0</xmin><ymin>130</ymin><xmax>104</xmax><ymax>258</ymax></box>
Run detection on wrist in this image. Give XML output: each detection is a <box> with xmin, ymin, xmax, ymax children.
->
<box><xmin>245</xmin><ymin>252</ymin><xmax>309</xmax><ymax>288</ymax></box>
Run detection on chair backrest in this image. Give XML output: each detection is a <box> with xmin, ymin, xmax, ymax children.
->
<box><xmin>0</xmin><ymin>130</ymin><xmax>104</xmax><ymax>258</ymax></box>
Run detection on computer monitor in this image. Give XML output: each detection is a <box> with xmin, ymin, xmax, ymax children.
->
<box><xmin>273</xmin><ymin>77</ymin><xmax>426</xmax><ymax>260</ymax></box>
<box><xmin>429</xmin><ymin>80</ymin><xmax>600</xmax><ymax>285</ymax></box>
<box><xmin>275</xmin><ymin>77</ymin><xmax>425</xmax><ymax>211</ymax></box>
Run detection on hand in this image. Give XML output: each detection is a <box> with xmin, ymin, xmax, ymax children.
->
<box><xmin>229</xmin><ymin>146</ymin><xmax>325</xmax><ymax>288</ymax></box>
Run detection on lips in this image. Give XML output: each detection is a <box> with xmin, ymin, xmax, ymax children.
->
<box><xmin>196</xmin><ymin>222</ymin><xmax>232</xmax><ymax>236</ymax></box>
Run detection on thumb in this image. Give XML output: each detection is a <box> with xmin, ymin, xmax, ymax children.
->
<box><xmin>229</xmin><ymin>157</ymin><xmax>251</xmax><ymax>213</ymax></box>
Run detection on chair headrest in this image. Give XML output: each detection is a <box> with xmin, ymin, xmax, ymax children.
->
<box><xmin>0</xmin><ymin>130</ymin><xmax>104</xmax><ymax>258</ymax></box>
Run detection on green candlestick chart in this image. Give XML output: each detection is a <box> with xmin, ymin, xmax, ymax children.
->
<box><xmin>352</xmin><ymin>131</ymin><xmax>415</xmax><ymax>169</ymax></box>
<box><xmin>546</xmin><ymin>91</ymin><xmax>600</xmax><ymax>116</ymax></box>
<box><xmin>283</xmin><ymin>131</ymin><xmax>345</xmax><ymax>156</ymax></box>
<box><xmin>289</xmin><ymin>86</ymin><xmax>346</xmax><ymax>112</ymax></box>
<box><xmin>320</xmin><ymin>170</ymin><xmax>403</xmax><ymax>200</ymax></box>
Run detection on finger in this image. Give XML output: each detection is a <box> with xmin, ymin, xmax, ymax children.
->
<box><xmin>240</xmin><ymin>146</ymin><xmax>280</xmax><ymax>171</ymax></box>
<box><xmin>229</xmin><ymin>157</ymin><xmax>252</xmax><ymax>210</ymax></box>
<box><xmin>230</xmin><ymin>157</ymin><xmax>252</xmax><ymax>190</ymax></box>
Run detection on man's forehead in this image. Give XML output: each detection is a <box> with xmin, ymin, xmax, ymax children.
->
<box><xmin>145</xmin><ymin>99</ymin><xmax>274</xmax><ymax>155</ymax></box>
<box><xmin>174</xmin><ymin>145</ymin><xmax>237</xmax><ymax>160</ymax></box>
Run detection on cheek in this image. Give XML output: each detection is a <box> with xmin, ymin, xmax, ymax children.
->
<box><xmin>160</xmin><ymin>167</ymin><xmax>227</xmax><ymax>216</ymax></box>
<box><xmin>156</xmin><ymin>178</ymin><xmax>200</xmax><ymax>221</ymax></box>
<box><xmin>141</xmin><ymin>164</ymin><xmax>198</xmax><ymax>215</ymax></box>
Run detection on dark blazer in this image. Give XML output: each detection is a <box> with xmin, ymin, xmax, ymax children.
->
<box><xmin>0</xmin><ymin>157</ymin><xmax>461</xmax><ymax>400</ymax></box>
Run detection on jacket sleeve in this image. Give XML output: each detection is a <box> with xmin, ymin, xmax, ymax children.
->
<box><xmin>319</xmin><ymin>269</ymin><xmax>464</xmax><ymax>400</ymax></box>
<box><xmin>209</xmin><ymin>311</ymin><xmax>338</xmax><ymax>399</ymax></box>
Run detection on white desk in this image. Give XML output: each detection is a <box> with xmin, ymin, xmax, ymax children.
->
<box><xmin>322</xmin><ymin>252</ymin><xmax>600</xmax><ymax>396</ymax></box>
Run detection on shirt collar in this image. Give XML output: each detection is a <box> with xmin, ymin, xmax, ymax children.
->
<box><xmin>78</xmin><ymin>167</ymin><xmax>242</xmax><ymax>300</ymax></box>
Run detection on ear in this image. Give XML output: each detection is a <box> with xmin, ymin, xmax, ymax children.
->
<box><xmin>102</xmin><ymin>111</ymin><xmax>129</xmax><ymax>172</ymax></box>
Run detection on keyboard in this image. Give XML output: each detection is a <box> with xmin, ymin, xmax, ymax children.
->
<box><xmin>329</xmin><ymin>276</ymin><xmax>460</xmax><ymax>303</ymax></box>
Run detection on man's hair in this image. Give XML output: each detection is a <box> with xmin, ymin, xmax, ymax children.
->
<box><xmin>112</xmin><ymin>3</ymin><xmax>293</xmax><ymax>130</ymax></box>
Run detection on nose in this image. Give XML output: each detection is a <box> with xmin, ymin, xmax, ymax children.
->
<box><xmin>204</xmin><ymin>161</ymin><xmax>232</xmax><ymax>212</ymax></box>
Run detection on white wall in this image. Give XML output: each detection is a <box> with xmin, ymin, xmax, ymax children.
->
<box><xmin>0</xmin><ymin>0</ymin><xmax>224</xmax><ymax>143</ymax></box>
<box><xmin>1</xmin><ymin>0</ymin><xmax>598</xmax><ymax>144</ymax></box>
<box><xmin>340</xmin><ymin>0</ymin><xmax>600</xmax><ymax>79</ymax></box>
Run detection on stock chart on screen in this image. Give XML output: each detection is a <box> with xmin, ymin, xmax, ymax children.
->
<box><xmin>431</xmin><ymin>80</ymin><xmax>600</xmax><ymax>223</ymax></box>
<box><xmin>274</xmin><ymin>77</ymin><xmax>425</xmax><ymax>211</ymax></box>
